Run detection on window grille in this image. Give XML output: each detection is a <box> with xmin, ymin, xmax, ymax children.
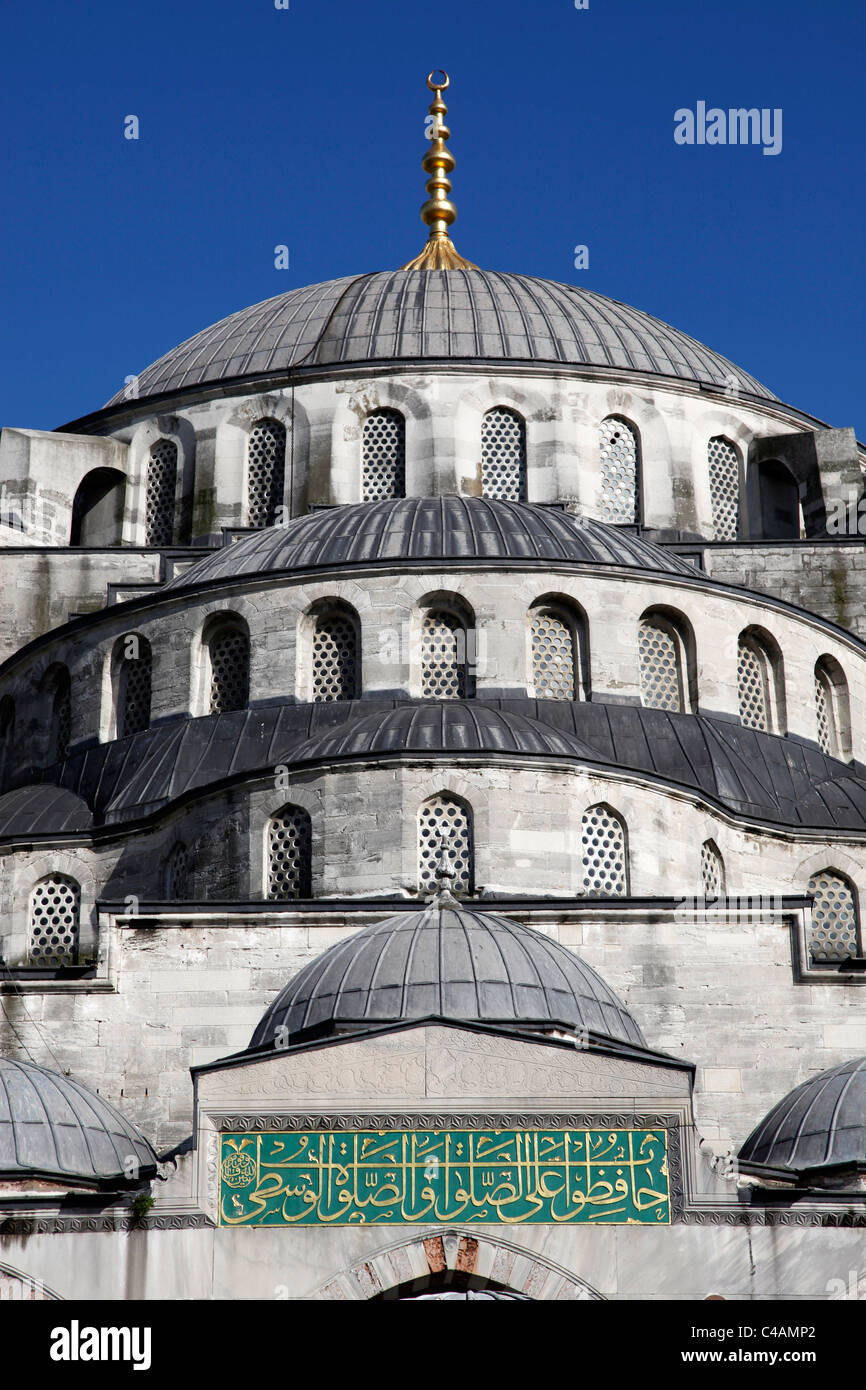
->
<box><xmin>708</xmin><ymin>436</ymin><xmax>739</xmax><ymax>541</ymax></box>
<box><xmin>581</xmin><ymin>805</ymin><xmax>627</xmax><ymax>896</ymax></box>
<box><xmin>638</xmin><ymin>618</ymin><xmax>683</xmax><ymax>712</ymax></box>
<box><xmin>362</xmin><ymin>409</ymin><xmax>405</xmax><ymax>501</ymax></box>
<box><xmin>164</xmin><ymin>844</ymin><xmax>191</xmax><ymax>900</ymax></box>
<box><xmin>312</xmin><ymin>612</ymin><xmax>357</xmax><ymax>701</ymax></box>
<box><xmin>808</xmin><ymin>870</ymin><xmax>860</xmax><ymax>963</ymax></box>
<box><xmin>268</xmin><ymin>806</ymin><xmax>312</xmax><ymax>899</ymax></box>
<box><xmin>119</xmin><ymin>644</ymin><xmax>152</xmax><ymax>738</ymax></box>
<box><xmin>814</xmin><ymin>668</ymin><xmax>838</xmax><ymax>759</ymax></box>
<box><xmin>481</xmin><ymin>408</ymin><xmax>527</xmax><ymax>501</ymax></box>
<box><xmin>701</xmin><ymin>840</ymin><xmax>725</xmax><ymax>898</ymax></box>
<box><xmin>421</xmin><ymin>611</ymin><xmax>468</xmax><ymax>698</ymax></box>
<box><xmin>418</xmin><ymin>795</ymin><xmax>473</xmax><ymax>893</ymax></box>
<box><xmin>145</xmin><ymin>439</ymin><xmax>178</xmax><ymax>547</ymax></box>
<box><xmin>531</xmin><ymin>610</ymin><xmax>576</xmax><ymax>700</ymax></box>
<box><xmin>53</xmin><ymin>681</ymin><xmax>71</xmax><ymax>763</ymax></box>
<box><xmin>737</xmin><ymin>639</ymin><xmax>770</xmax><ymax>731</ymax></box>
<box><xmin>599</xmin><ymin>418</ymin><xmax>638</xmax><ymax>524</ymax></box>
<box><xmin>209</xmin><ymin>628</ymin><xmax>250</xmax><ymax>713</ymax></box>
<box><xmin>28</xmin><ymin>876</ymin><xmax>80</xmax><ymax>967</ymax></box>
<box><xmin>248</xmin><ymin>420</ymin><xmax>286</xmax><ymax>528</ymax></box>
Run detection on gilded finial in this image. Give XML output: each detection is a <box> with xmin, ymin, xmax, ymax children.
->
<box><xmin>401</xmin><ymin>71</ymin><xmax>478</xmax><ymax>271</ymax></box>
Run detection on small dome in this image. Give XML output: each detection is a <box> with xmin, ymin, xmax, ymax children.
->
<box><xmin>249</xmin><ymin>896</ymin><xmax>646</xmax><ymax>1050</ymax></box>
<box><xmin>287</xmin><ymin>703</ymin><xmax>598</xmax><ymax>767</ymax></box>
<box><xmin>168</xmin><ymin>497</ymin><xmax>697</xmax><ymax>590</ymax></box>
<box><xmin>106</xmin><ymin>270</ymin><xmax>774</xmax><ymax>407</ymax></box>
<box><xmin>0</xmin><ymin>785</ymin><xmax>92</xmax><ymax>838</ymax></box>
<box><xmin>0</xmin><ymin>1059</ymin><xmax>157</xmax><ymax>1183</ymax></box>
<box><xmin>739</xmin><ymin>1056</ymin><xmax>866</xmax><ymax>1173</ymax></box>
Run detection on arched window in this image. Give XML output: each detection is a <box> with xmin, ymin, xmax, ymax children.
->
<box><xmin>145</xmin><ymin>439</ymin><xmax>178</xmax><ymax>547</ymax></box>
<box><xmin>737</xmin><ymin>631</ymin><xmax>780</xmax><ymax>733</ymax></box>
<box><xmin>701</xmin><ymin>839</ymin><xmax>726</xmax><ymax>898</ymax></box>
<box><xmin>0</xmin><ymin>696</ymin><xmax>14</xmax><ymax>790</ymax></box>
<box><xmin>418</xmin><ymin>794</ymin><xmax>473</xmax><ymax>894</ymax></box>
<box><xmin>638</xmin><ymin>613</ymin><xmax>689</xmax><ymax>713</ymax></box>
<box><xmin>814</xmin><ymin>656</ymin><xmax>850</xmax><ymax>761</ymax></box>
<box><xmin>708</xmin><ymin>437</ymin><xmax>740</xmax><ymax>541</ymax></box>
<box><xmin>530</xmin><ymin>602</ymin><xmax>586</xmax><ymax>700</ymax></box>
<box><xmin>481</xmin><ymin>407</ymin><xmax>527</xmax><ymax>501</ymax></box>
<box><xmin>599</xmin><ymin>417</ymin><xmax>639</xmax><ymax>524</ymax></box>
<box><xmin>247</xmin><ymin>419</ymin><xmax>286</xmax><ymax>528</ymax></box>
<box><xmin>268</xmin><ymin>805</ymin><xmax>313</xmax><ymax>899</ymax></box>
<box><xmin>362</xmin><ymin>409</ymin><xmax>406</xmax><ymax>501</ymax></box>
<box><xmin>115</xmin><ymin>634</ymin><xmax>152</xmax><ymax>738</ymax></box>
<box><xmin>312</xmin><ymin>608</ymin><xmax>358</xmax><ymax>702</ymax></box>
<box><xmin>43</xmin><ymin>664</ymin><xmax>71</xmax><ymax>764</ymax></box>
<box><xmin>581</xmin><ymin>804</ymin><xmax>628</xmax><ymax>896</ymax></box>
<box><xmin>28</xmin><ymin>875</ymin><xmax>81</xmax><ymax>967</ymax></box>
<box><xmin>163</xmin><ymin>843</ymin><xmax>191</xmax><ymax>899</ymax></box>
<box><xmin>207</xmin><ymin>621</ymin><xmax>250</xmax><ymax>714</ymax></box>
<box><xmin>421</xmin><ymin>604</ymin><xmax>473</xmax><ymax>699</ymax></box>
<box><xmin>756</xmin><ymin>458</ymin><xmax>801</xmax><ymax>540</ymax></box>
<box><xmin>808</xmin><ymin>869</ymin><xmax>860</xmax><ymax>964</ymax></box>
<box><xmin>70</xmin><ymin>468</ymin><xmax>126</xmax><ymax>546</ymax></box>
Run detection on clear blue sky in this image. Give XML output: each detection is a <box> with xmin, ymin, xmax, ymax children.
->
<box><xmin>1</xmin><ymin>0</ymin><xmax>863</xmax><ymax>437</ymax></box>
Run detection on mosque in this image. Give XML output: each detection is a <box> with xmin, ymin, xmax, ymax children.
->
<box><xmin>1</xmin><ymin>73</ymin><xmax>865</xmax><ymax>1301</ymax></box>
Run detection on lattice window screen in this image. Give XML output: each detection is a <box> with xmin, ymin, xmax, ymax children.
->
<box><xmin>421</xmin><ymin>612</ymin><xmax>468</xmax><ymax>698</ymax></box>
<box><xmin>362</xmin><ymin>410</ymin><xmax>405</xmax><ymax>501</ymax></box>
<box><xmin>145</xmin><ymin>439</ymin><xmax>178</xmax><ymax>547</ymax></box>
<box><xmin>814</xmin><ymin>670</ymin><xmax>837</xmax><ymax>758</ymax></box>
<box><xmin>808</xmin><ymin>870</ymin><xmax>860</xmax><ymax>963</ymax></box>
<box><xmin>638</xmin><ymin>619</ymin><xmax>683</xmax><ymax>712</ymax></box>
<box><xmin>268</xmin><ymin>806</ymin><xmax>312</xmax><ymax>900</ymax></box>
<box><xmin>701</xmin><ymin>840</ymin><xmax>725</xmax><ymax>898</ymax></box>
<box><xmin>418</xmin><ymin>796</ymin><xmax>473</xmax><ymax>893</ymax></box>
<box><xmin>531</xmin><ymin>611</ymin><xmax>576</xmax><ymax>700</ymax></box>
<box><xmin>481</xmin><ymin>408</ymin><xmax>527</xmax><ymax>501</ymax></box>
<box><xmin>28</xmin><ymin>876</ymin><xmax>80</xmax><ymax>966</ymax></box>
<box><xmin>164</xmin><ymin>844</ymin><xmax>191</xmax><ymax>899</ymax></box>
<box><xmin>737</xmin><ymin>640</ymin><xmax>770</xmax><ymax>731</ymax></box>
<box><xmin>708</xmin><ymin>436</ymin><xmax>739</xmax><ymax>541</ymax></box>
<box><xmin>247</xmin><ymin>420</ymin><xmax>286</xmax><ymax>529</ymax></box>
<box><xmin>53</xmin><ymin>683</ymin><xmax>71</xmax><ymax>763</ymax></box>
<box><xmin>599</xmin><ymin>418</ymin><xmax>638</xmax><ymax>524</ymax></box>
<box><xmin>119</xmin><ymin>647</ymin><xmax>152</xmax><ymax>738</ymax></box>
<box><xmin>581</xmin><ymin>805</ymin><xmax>627</xmax><ymax>896</ymax></box>
<box><xmin>209</xmin><ymin>629</ymin><xmax>250</xmax><ymax>713</ymax></box>
<box><xmin>312</xmin><ymin>612</ymin><xmax>357</xmax><ymax>701</ymax></box>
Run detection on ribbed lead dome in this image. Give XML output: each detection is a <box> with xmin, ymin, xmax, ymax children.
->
<box><xmin>249</xmin><ymin>897</ymin><xmax>646</xmax><ymax>1050</ymax></box>
<box><xmin>739</xmin><ymin>1056</ymin><xmax>866</xmax><ymax>1173</ymax></box>
<box><xmin>169</xmin><ymin>497</ymin><xmax>697</xmax><ymax>590</ymax></box>
<box><xmin>0</xmin><ymin>1059</ymin><xmax>157</xmax><ymax>1182</ymax></box>
<box><xmin>106</xmin><ymin>270</ymin><xmax>775</xmax><ymax>406</ymax></box>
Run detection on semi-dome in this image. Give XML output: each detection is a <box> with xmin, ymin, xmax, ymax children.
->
<box><xmin>0</xmin><ymin>1058</ymin><xmax>158</xmax><ymax>1183</ymax></box>
<box><xmin>249</xmin><ymin>895</ymin><xmax>646</xmax><ymax>1050</ymax></box>
<box><xmin>106</xmin><ymin>269</ymin><xmax>775</xmax><ymax>407</ymax></box>
<box><xmin>168</xmin><ymin>496</ymin><xmax>698</xmax><ymax>590</ymax></box>
<box><xmin>739</xmin><ymin>1057</ymin><xmax>866</xmax><ymax>1174</ymax></box>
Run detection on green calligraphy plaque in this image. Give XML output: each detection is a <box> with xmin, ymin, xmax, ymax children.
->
<box><xmin>219</xmin><ymin>1128</ymin><xmax>670</xmax><ymax>1226</ymax></box>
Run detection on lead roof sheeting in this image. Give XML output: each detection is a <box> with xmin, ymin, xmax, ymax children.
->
<box><xmin>739</xmin><ymin>1057</ymin><xmax>866</xmax><ymax>1172</ymax></box>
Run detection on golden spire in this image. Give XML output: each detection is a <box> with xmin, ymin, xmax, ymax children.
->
<box><xmin>401</xmin><ymin>70</ymin><xmax>478</xmax><ymax>271</ymax></box>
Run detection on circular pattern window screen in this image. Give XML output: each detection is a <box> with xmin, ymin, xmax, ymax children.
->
<box><xmin>269</xmin><ymin>806</ymin><xmax>312</xmax><ymax>900</ymax></box>
<box><xmin>248</xmin><ymin>420</ymin><xmax>286</xmax><ymax>529</ymax></box>
<box><xmin>581</xmin><ymin>805</ymin><xmax>627</xmax><ymax>896</ymax></box>
<box><xmin>531</xmin><ymin>611</ymin><xmax>576</xmax><ymax>700</ymax></box>
<box><xmin>808</xmin><ymin>871</ymin><xmax>860</xmax><ymax>963</ymax></box>
<box><xmin>29</xmin><ymin>876</ymin><xmax>80</xmax><ymax>967</ymax></box>
<box><xmin>708</xmin><ymin>436</ymin><xmax>739</xmax><ymax>541</ymax></box>
<box><xmin>421</xmin><ymin>612</ymin><xmax>467</xmax><ymax>699</ymax></box>
<box><xmin>362</xmin><ymin>410</ymin><xmax>405</xmax><ymax>502</ymax></box>
<box><xmin>481</xmin><ymin>408</ymin><xmax>527</xmax><ymax>502</ymax></box>
<box><xmin>145</xmin><ymin>439</ymin><xmax>178</xmax><ymax>547</ymax></box>
<box><xmin>599</xmin><ymin>418</ymin><xmax>638</xmax><ymax>524</ymax></box>
<box><xmin>638</xmin><ymin>619</ymin><xmax>682</xmax><ymax>712</ymax></box>
<box><xmin>312</xmin><ymin>613</ymin><xmax>357</xmax><ymax>701</ymax></box>
<box><xmin>418</xmin><ymin>796</ymin><xmax>473</xmax><ymax>893</ymax></box>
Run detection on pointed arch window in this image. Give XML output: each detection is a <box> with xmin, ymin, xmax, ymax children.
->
<box><xmin>362</xmin><ymin>409</ymin><xmax>406</xmax><ymax>501</ymax></box>
<box><xmin>581</xmin><ymin>804</ymin><xmax>628</xmax><ymax>896</ymax></box>
<box><xmin>737</xmin><ymin>632</ymin><xmax>780</xmax><ymax>733</ymax></box>
<box><xmin>701</xmin><ymin>840</ymin><xmax>726</xmax><ymax>898</ymax></box>
<box><xmin>421</xmin><ymin>607</ymin><xmax>473</xmax><ymax>699</ymax></box>
<box><xmin>808</xmin><ymin>869</ymin><xmax>860</xmax><ymax>964</ymax></box>
<box><xmin>708</xmin><ymin>437</ymin><xmax>740</xmax><ymax>541</ymax></box>
<box><xmin>207</xmin><ymin>621</ymin><xmax>250</xmax><ymax>714</ymax></box>
<box><xmin>814</xmin><ymin>656</ymin><xmax>850</xmax><ymax>761</ymax></box>
<box><xmin>312</xmin><ymin>608</ymin><xmax>358</xmax><ymax>701</ymax></box>
<box><xmin>115</xmin><ymin>635</ymin><xmax>152</xmax><ymax>738</ymax></box>
<box><xmin>638</xmin><ymin>614</ymin><xmax>687</xmax><ymax>713</ymax></box>
<box><xmin>268</xmin><ymin>805</ymin><xmax>313</xmax><ymax>900</ymax></box>
<box><xmin>599</xmin><ymin>417</ymin><xmax>639</xmax><ymax>524</ymax></box>
<box><xmin>163</xmin><ymin>843</ymin><xmax>191</xmax><ymax>900</ymax></box>
<box><xmin>28</xmin><ymin>875</ymin><xmax>81</xmax><ymax>967</ymax></box>
<box><xmin>418</xmin><ymin>794</ymin><xmax>473</xmax><ymax>893</ymax></box>
<box><xmin>247</xmin><ymin>419</ymin><xmax>286</xmax><ymax>528</ymax></box>
<box><xmin>145</xmin><ymin>439</ymin><xmax>178</xmax><ymax>547</ymax></box>
<box><xmin>530</xmin><ymin>602</ymin><xmax>586</xmax><ymax>700</ymax></box>
<box><xmin>481</xmin><ymin>407</ymin><xmax>527</xmax><ymax>501</ymax></box>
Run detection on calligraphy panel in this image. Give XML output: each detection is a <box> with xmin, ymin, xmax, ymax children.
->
<box><xmin>219</xmin><ymin>1128</ymin><xmax>670</xmax><ymax>1226</ymax></box>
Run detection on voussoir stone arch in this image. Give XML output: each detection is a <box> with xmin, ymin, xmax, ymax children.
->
<box><xmin>214</xmin><ymin>394</ymin><xmax>294</xmax><ymax>530</ymax></box>
<box><xmin>331</xmin><ymin>381</ymin><xmax>431</xmax><ymax>501</ymax></box>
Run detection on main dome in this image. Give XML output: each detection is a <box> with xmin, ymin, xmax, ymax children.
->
<box><xmin>249</xmin><ymin>896</ymin><xmax>647</xmax><ymax>1050</ymax></box>
<box><xmin>168</xmin><ymin>496</ymin><xmax>698</xmax><ymax>589</ymax></box>
<box><xmin>107</xmin><ymin>269</ymin><xmax>775</xmax><ymax>406</ymax></box>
